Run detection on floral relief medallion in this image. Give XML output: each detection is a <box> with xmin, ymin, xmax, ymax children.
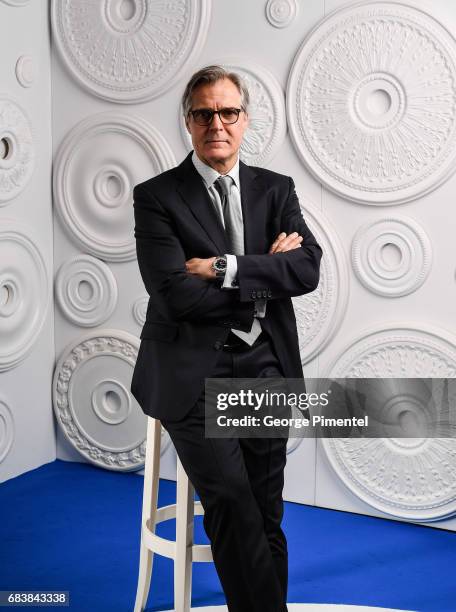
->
<box><xmin>53</xmin><ymin>330</ymin><xmax>147</xmax><ymax>471</ymax></box>
<box><xmin>293</xmin><ymin>200</ymin><xmax>349</xmax><ymax>364</ymax></box>
<box><xmin>0</xmin><ymin>97</ymin><xmax>34</xmax><ymax>204</ymax></box>
<box><xmin>51</xmin><ymin>0</ymin><xmax>210</xmax><ymax>102</ymax></box>
<box><xmin>287</xmin><ymin>1</ymin><xmax>456</xmax><ymax>204</ymax></box>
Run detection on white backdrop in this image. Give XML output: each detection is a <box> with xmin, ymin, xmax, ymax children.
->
<box><xmin>1</xmin><ymin>0</ymin><xmax>456</xmax><ymax>532</ymax></box>
<box><xmin>0</xmin><ymin>0</ymin><xmax>54</xmax><ymax>482</ymax></box>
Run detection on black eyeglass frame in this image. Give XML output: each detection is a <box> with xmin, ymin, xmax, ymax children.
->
<box><xmin>188</xmin><ymin>107</ymin><xmax>244</xmax><ymax>126</ymax></box>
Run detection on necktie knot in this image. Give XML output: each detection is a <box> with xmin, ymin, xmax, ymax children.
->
<box><xmin>214</xmin><ymin>175</ymin><xmax>232</xmax><ymax>199</ymax></box>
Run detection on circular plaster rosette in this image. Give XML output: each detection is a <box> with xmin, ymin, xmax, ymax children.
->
<box><xmin>53</xmin><ymin>330</ymin><xmax>148</xmax><ymax>471</ymax></box>
<box><xmin>292</xmin><ymin>200</ymin><xmax>349</xmax><ymax>364</ymax></box>
<box><xmin>286</xmin><ymin>436</ymin><xmax>303</xmax><ymax>455</ymax></box>
<box><xmin>287</xmin><ymin>1</ymin><xmax>456</xmax><ymax>204</ymax></box>
<box><xmin>51</xmin><ymin>0</ymin><xmax>210</xmax><ymax>103</ymax></box>
<box><xmin>53</xmin><ymin>112</ymin><xmax>175</xmax><ymax>261</ymax></box>
<box><xmin>352</xmin><ymin>216</ymin><xmax>432</xmax><ymax>296</ymax></box>
<box><xmin>0</xmin><ymin>219</ymin><xmax>50</xmax><ymax>371</ymax></box>
<box><xmin>0</xmin><ymin>97</ymin><xmax>34</xmax><ymax>204</ymax></box>
<box><xmin>55</xmin><ymin>255</ymin><xmax>118</xmax><ymax>327</ymax></box>
<box><xmin>323</xmin><ymin>324</ymin><xmax>456</xmax><ymax>521</ymax></box>
<box><xmin>181</xmin><ymin>60</ymin><xmax>286</xmax><ymax>167</ymax></box>
<box><xmin>265</xmin><ymin>0</ymin><xmax>299</xmax><ymax>28</ymax></box>
<box><xmin>132</xmin><ymin>295</ymin><xmax>148</xmax><ymax>327</ymax></box>
<box><xmin>0</xmin><ymin>397</ymin><xmax>14</xmax><ymax>463</ymax></box>
<box><xmin>15</xmin><ymin>56</ymin><xmax>35</xmax><ymax>88</ymax></box>
<box><xmin>0</xmin><ymin>0</ymin><xmax>30</xmax><ymax>5</ymax></box>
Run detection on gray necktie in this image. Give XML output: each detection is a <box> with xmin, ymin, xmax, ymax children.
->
<box><xmin>213</xmin><ymin>175</ymin><xmax>262</xmax><ymax>345</ymax></box>
<box><xmin>214</xmin><ymin>175</ymin><xmax>244</xmax><ymax>255</ymax></box>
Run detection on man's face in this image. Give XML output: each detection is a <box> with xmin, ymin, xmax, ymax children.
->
<box><xmin>186</xmin><ymin>78</ymin><xmax>248</xmax><ymax>171</ymax></box>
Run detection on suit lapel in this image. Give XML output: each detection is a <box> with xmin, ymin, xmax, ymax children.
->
<box><xmin>239</xmin><ymin>161</ymin><xmax>266</xmax><ymax>255</ymax></box>
<box><xmin>176</xmin><ymin>153</ymin><xmax>229</xmax><ymax>254</ymax></box>
<box><xmin>175</xmin><ymin>153</ymin><xmax>267</xmax><ymax>256</ymax></box>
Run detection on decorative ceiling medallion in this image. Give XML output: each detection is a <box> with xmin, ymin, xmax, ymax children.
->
<box><xmin>326</xmin><ymin>325</ymin><xmax>456</xmax><ymax>378</ymax></box>
<box><xmin>0</xmin><ymin>97</ymin><xmax>34</xmax><ymax>204</ymax></box>
<box><xmin>15</xmin><ymin>56</ymin><xmax>35</xmax><ymax>88</ymax></box>
<box><xmin>287</xmin><ymin>1</ymin><xmax>456</xmax><ymax>204</ymax></box>
<box><xmin>352</xmin><ymin>216</ymin><xmax>432</xmax><ymax>296</ymax></box>
<box><xmin>0</xmin><ymin>0</ymin><xmax>30</xmax><ymax>5</ymax></box>
<box><xmin>53</xmin><ymin>329</ymin><xmax>148</xmax><ymax>471</ymax></box>
<box><xmin>286</xmin><ymin>405</ymin><xmax>304</xmax><ymax>455</ymax></box>
<box><xmin>323</xmin><ymin>324</ymin><xmax>456</xmax><ymax>520</ymax></box>
<box><xmin>132</xmin><ymin>296</ymin><xmax>148</xmax><ymax>327</ymax></box>
<box><xmin>55</xmin><ymin>255</ymin><xmax>118</xmax><ymax>327</ymax></box>
<box><xmin>51</xmin><ymin>0</ymin><xmax>210</xmax><ymax>103</ymax></box>
<box><xmin>265</xmin><ymin>0</ymin><xmax>298</xmax><ymax>28</ymax></box>
<box><xmin>292</xmin><ymin>199</ymin><xmax>349</xmax><ymax>364</ymax></box>
<box><xmin>286</xmin><ymin>437</ymin><xmax>303</xmax><ymax>455</ymax></box>
<box><xmin>181</xmin><ymin>60</ymin><xmax>286</xmax><ymax>167</ymax></box>
<box><xmin>0</xmin><ymin>397</ymin><xmax>14</xmax><ymax>463</ymax></box>
<box><xmin>53</xmin><ymin>112</ymin><xmax>175</xmax><ymax>261</ymax></box>
<box><xmin>0</xmin><ymin>219</ymin><xmax>50</xmax><ymax>371</ymax></box>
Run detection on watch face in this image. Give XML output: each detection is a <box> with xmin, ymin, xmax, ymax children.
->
<box><xmin>214</xmin><ymin>257</ymin><xmax>227</xmax><ymax>272</ymax></box>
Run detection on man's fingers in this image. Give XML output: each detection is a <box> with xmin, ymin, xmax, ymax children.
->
<box><xmin>275</xmin><ymin>238</ymin><xmax>302</xmax><ymax>253</ymax></box>
<box><xmin>185</xmin><ymin>258</ymin><xmax>199</xmax><ymax>273</ymax></box>
<box><xmin>273</xmin><ymin>233</ymin><xmax>302</xmax><ymax>253</ymax></box>
<box><xmin>269</xmin><ymin>232</ymin><xmax>287</xmax><ymax>254</ymax></box>
<box><xmin>288</xmin><ymin>236</ymin><xmax>303</xmax><ymax>250</ymax></box>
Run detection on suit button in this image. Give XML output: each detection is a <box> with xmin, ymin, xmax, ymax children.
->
<box><xmin>231</xmin><ymin>280</ymin><xmax>237</xmax><ymax>287</ymax></box>
<box><xmin>251</xmin><ymin>290</ymin><xmax>257</xmax><ymax>299</ymax></box>
<box><xmin>262</xmin><ymin>290</ymin><xmax>267</xmax><ymax>298</ymax></box>
<box><xmin>214</xmin><ymin>341</ymin><xmax>223</xmax><ymax>350</ymax></box>
<box><xmin>267</xmin><ymin>290</ymin><xmax>272</xmax><ymax>297</ymax></box>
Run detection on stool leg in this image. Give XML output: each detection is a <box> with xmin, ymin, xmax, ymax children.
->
<box><xmin>174</xmin><ymin>457</ymin><xmax>195</xmax><ymax>612</ymax></box>
<box><xmin>134</xmin><ymin>418</ymin><xmax>161</xmax><ymax>612</ymax></box>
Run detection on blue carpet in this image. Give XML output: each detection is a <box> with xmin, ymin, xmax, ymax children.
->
<box><xmin>0</xmin><ymin>459</ymin><xmax>455</xmax><ymax>612</ymax></box>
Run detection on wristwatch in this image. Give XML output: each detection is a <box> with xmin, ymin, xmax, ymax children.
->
<box><xmin>212</xmin><ymin>255</ymin><xmax>227</xmax><ymax>279</ymax></box>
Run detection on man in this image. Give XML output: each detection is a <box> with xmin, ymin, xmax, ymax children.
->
<box><xmin>131</xmin><ymin>65</ymin><xmax>322</xmax><ymax>612</ymax></box>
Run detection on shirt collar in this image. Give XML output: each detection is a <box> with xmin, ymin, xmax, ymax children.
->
<box><xmin>191</xmin><ymin>151</ymin><xmax>240</xmax><ymax>189</ymax></box>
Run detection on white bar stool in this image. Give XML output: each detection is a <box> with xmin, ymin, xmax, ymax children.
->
<box><xmin>133</xmin><ymin>417</ymin><xmax>213</xmax><ymax>612</ymax></box>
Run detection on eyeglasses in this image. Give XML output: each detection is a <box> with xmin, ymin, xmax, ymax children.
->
<box><xmin>188</xmin><ymin>107</ymin><xmax>243</xmax><ymax>126</ymax></box>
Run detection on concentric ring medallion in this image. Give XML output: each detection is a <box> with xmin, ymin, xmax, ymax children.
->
<box><xmin>322</xmin><ymin>325</ymin><xmax>456</xmax><ymax>521</ymax></box>
<box><xmin>53</xmin><ymin>112</ymin><xmax>175</xmax><ymax>261</ymax></box>
<box><xmin>0</xmin><ymin>220</ymin><xmax>49</xmax><ymax>371</ymax></box>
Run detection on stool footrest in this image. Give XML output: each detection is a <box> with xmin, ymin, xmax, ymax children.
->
<box><xmin>142</xmin><ymin>501</ymin><xmax>212</xmax><ymax>562</ymax></box>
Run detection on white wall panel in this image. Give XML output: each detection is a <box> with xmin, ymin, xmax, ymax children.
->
<box><xmin>0</xmin><ymin>0</ymin><xmax>54</xmax><ymax>482</ymax></box>
<box><xmin>0</xmin><ymin>0</ymin><xmax>452</xmax><ymax>530</ymax></box>
<box><xmin>312</xmin><ymin>0</ymin><xmax>456</xmax><ymax>531</ymax></box>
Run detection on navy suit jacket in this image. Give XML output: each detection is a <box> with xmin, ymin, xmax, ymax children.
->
<box><xmin>130</xmin><ymin>152</ymin><xmax>322</xmax><ymax>421</ymax></box>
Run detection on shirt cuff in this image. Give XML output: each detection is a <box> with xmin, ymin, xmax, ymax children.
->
<box><xmin>222</xmin><ymin>255</ymin><xmax>267</xmax><ymax>318</ymax></box>
<box><xmin>254</xmin><ymin>298</ymin><xmax>267</xmax><ymax>318</ymax></box>
<box><xmin>222</xmin><ymin>254</ymin><xmax>239</xmax><ymax>289</ymax></box>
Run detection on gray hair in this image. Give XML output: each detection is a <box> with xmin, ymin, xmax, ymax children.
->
<box><xmin>181</xmin><ymin>65</ymin><xmax>250</xmax><ymax>117</ymax></box>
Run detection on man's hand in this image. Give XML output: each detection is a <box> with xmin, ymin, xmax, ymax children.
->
<box><xmin>269</xmin><ymin>232</ymin><xmax>303</xmax><ymax>254</ymax></box>
<box><xmin>185</xmin><ymin>257</ymin><xmax>216</xmax><ymax>280</ymax></box>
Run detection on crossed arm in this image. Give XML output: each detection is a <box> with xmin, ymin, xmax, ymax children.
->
<box><xmin>185</xmin><ymin>231</ymin><xmax>304</xmax><ymax>279</ymax></box>
<box><xmin>133</xmin><ymin>177</ymin><xmax>322</xmax><ymax>330</ymax></box>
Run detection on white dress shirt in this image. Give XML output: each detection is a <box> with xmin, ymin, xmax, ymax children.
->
<box><xmin>191</xmin><ymin>152</ymin><xmax>266</xmax><ymax>342</ymax></box>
